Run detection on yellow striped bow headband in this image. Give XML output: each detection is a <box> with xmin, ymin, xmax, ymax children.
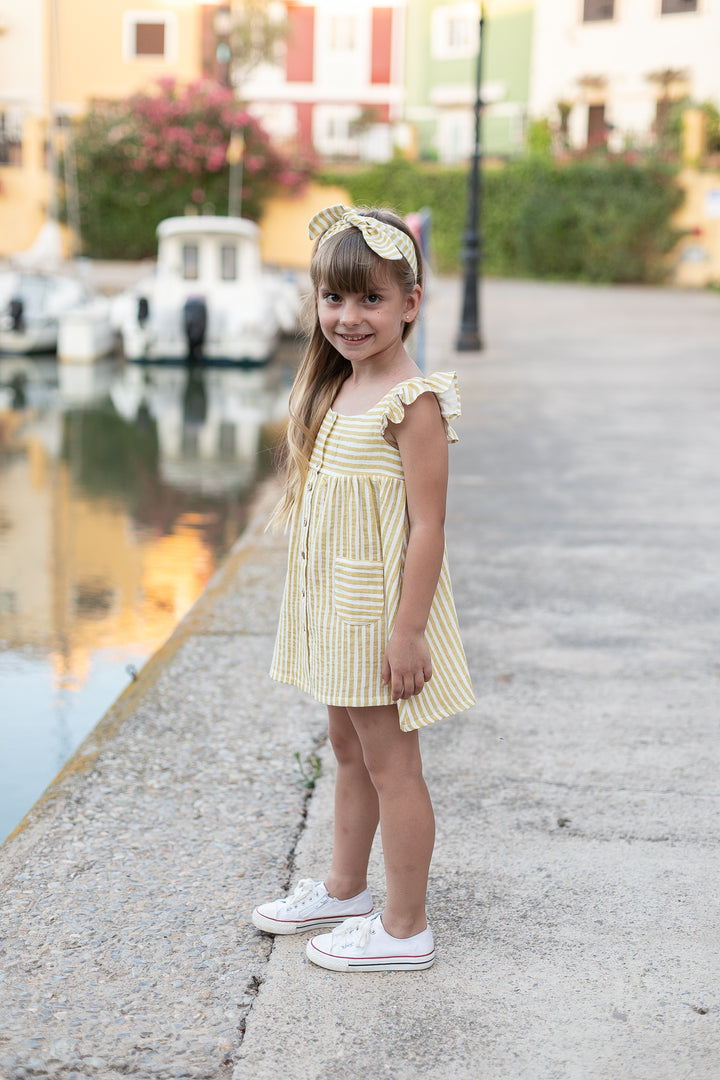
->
<box><xmin>308</xmin><ymin>205</ymin><xmax>418</xmax><ymax>282</ymax></box>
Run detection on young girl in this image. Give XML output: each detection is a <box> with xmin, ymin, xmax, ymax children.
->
<box><xmin>252</xmin><ymin>205</ymin><xmax>475</xmax><ymax>972</ymax></box>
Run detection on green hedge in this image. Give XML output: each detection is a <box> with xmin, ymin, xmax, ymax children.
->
<box><xmin>320</xmin><ymin>157</ymin><xmax>684</xmax><ymax>283</ymax></box>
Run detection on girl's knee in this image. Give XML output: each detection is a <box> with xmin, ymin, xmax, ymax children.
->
<box><xmin>363</xmin><ymin>745</ymin><xmax>424</xmax><ymax>794</ymax></box>
<box><xmin>328</xmin><ymin>708</ymin><xmax>363</xmax><ymax>765</ymax></box>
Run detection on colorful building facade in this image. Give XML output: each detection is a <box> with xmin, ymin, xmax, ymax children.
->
<box><xmin>0</xmin><ymin>0</ymin><xmax>228</xmax><ymax>255</ymax></box>
<box><xmin>0</xmin><ymin>0</ymin><xmax>535</xmax><ymax>257</ymax></box>
<box><xmin>405</xmin><ymin>0</ymin><xmax>534</xmax><ymax>162</ymax></box>
<box><xmin>529</xmin><ymin>0</ymin><xmax>720</xmax><ymax>152</ymax></box>
<box><xmin>243</xmin><ymin>0</ymin><xmax>534</xmax><ymax>164</ymax></box>
<box><xmin>241</xmin><ymin>1</ymin><xmax>407</xmax><ymax>162</ymax></box>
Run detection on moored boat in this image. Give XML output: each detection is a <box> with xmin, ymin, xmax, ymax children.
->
<box><xmin>0</xmin><ymin>270</ymin><xmax>91</xmax><ymax>355</ymax></box>
<box><xmin>110</xmin><ymin>216</ymin><xmax>300</xmax><ymax>367</ymax></box>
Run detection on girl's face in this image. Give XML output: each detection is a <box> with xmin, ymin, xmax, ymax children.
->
<box><xmin>316</xmin><ymin>271</ymin><xmax>421</xmax><ymax>367</ymax></box>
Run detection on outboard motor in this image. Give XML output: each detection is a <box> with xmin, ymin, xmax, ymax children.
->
<box><xmin>183</xmin><ymin>296</ymin><xmax>207</xmax><ymax>363</ymax></box>
<box><xmin>137</xmin><ymin>296</ymin><xmax>150</xmax><ymax>326</ymax></box>
<box><xmin>9</xmin><ymin>297</ymin><xmax>24</xmax><ymax>332</ymax></box>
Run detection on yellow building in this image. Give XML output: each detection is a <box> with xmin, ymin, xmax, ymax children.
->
<box><xmin>0</xmin><ymin>0</ymin><xmax>227</xmax><ymax>256</ymax></box>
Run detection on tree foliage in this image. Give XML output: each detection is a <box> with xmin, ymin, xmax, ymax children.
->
<box><xmin>226</xmin><ymin>0</ymin><xmax>289</xmax><ymax>88</ymax></box>
<box><xmin>69</xmin><ymin>78</ymin><xmax>313</xmax><ymax>259</ymax></box>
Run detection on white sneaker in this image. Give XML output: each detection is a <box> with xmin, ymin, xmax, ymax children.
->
<box><xmin>252</xmin><ymin>879</ymin><xmax>374</xmax><ymax>935</ymax></box>
<box><xmin>306</xmin><ymin>912</ymin><xmax>435</xmax><ymax>972</ymax></box>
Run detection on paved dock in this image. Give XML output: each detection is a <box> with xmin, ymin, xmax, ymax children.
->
<box><xmin>1</xmin><ymin>276</ymin><xmax>719</xmax><ymax>1079</ymax></box>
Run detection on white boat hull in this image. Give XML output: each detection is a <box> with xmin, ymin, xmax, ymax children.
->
<box><xmin>0</xmin><ymin>326</ymin><xmax>58</xmax><ymax>355</ymax></box>
<box><xmin>120</xmin><ymin>327</ymin><xmax>277</xmax><ymax>366</ymax></box>
<box><xmin>0</xmin><ymin>268</ymin><xmax>94</xmax><ymax>356</ymax></box>
<box><xmin>111</xmin><ymin>216</ymin><xmax>299</xmax><ymax>367</ymax></box>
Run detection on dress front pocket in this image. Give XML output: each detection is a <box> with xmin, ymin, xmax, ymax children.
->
<box><xmin>333</xmin><ymin>558</ymin><xmax>385</xmax><ymax>624</ymax></box>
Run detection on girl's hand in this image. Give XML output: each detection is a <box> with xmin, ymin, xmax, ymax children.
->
<box><xmin>382</xmin><ymin>631</ymin><xmax>433</xmax><ymax>701</ymax></box>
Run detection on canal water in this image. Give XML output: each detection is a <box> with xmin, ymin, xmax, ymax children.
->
<box><xmin>0</xmin><ymin>350</ymin><xmax>295</xmax><ymax>843</ymax></box>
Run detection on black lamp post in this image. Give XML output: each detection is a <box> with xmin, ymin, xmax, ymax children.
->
<box><xmin>456</xmin><ymin>7</ymin><xmax>485</xmax><ymax>352</ymax></box>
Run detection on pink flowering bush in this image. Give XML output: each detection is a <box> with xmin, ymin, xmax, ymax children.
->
<box><xmin>70</xmin><ymin>78</ymin><xmax>314</xmax><ymax>258</ymax></box>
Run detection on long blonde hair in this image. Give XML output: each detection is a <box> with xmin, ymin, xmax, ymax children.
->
<box><xmin>270</xmin><ymin>207</ymin><xmax>424</xmax><ymax>530</ymax></box>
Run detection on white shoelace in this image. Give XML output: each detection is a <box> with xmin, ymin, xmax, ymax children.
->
<box><xmin>284</xmin><ymin>878</ymin><xmax>322</xmax><ymax>909</ymax></box>
<box><xmin>331</xmin><ymin>915</ymin><xmax>375</xmax><ymax>948</ymax></box>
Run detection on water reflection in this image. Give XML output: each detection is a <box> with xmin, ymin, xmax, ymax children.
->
<box><xmin>0</xmin><ymin>353</ymin><xmax>292</xmax><ymax>842</ymax></box>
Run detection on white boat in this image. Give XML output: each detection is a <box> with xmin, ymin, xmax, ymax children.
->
<box><xmin>0</xmin><ymin>269</ymin><xmax>91</xmax><ymax>355</ymax></box>
<box><xmin>0</xmin><ymin>223</ymin><xmax>117</xmax><ymax>360</ymax></box>
<box><xmin>111</xmin><ymin>216</ymin><xmax>300</xmax><ymax>366</ymax></box>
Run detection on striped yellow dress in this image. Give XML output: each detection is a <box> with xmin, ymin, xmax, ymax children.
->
<box><xmin>270</xmin><ymin>371</ymin><xmax>475</xmax><ymax>732</ymax></box>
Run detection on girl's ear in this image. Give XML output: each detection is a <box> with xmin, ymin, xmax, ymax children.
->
<box><xmin>403</xmin><ymin>284</ymin><xmax>423</xmax><ymax>323</ymax></box>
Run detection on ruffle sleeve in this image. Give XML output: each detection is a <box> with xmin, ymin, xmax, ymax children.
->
<box><xmin>379</xmin><ymin>371</ymin><xmax>461</xmax><ymax>443</ymax></box>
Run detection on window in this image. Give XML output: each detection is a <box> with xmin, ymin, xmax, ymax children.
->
<box><xmin>313</xmin><ymin>104</ymin><xmax>358</xmax><ymax>157</ymax></box>
<box><xmin>327</xmin><ymin>115</ymin><xmax>349</xmax><ymax>140</ymax></box>
<box><xmin>0</xmin><ymin>110</ymin><xmax>23</xmax><ymax>165</ymax></box>
<box><xmin>135</xmin><ymin>22</ymin><xmax>165</xmax><ymax>55</ymax></box>
<box><xmin>661</xmin><ymin>0</ymin><xmax>697</xmax><ymax>12</ymax></box>
<box><xmin>583</xmin><ymin>0</ymin><xmax>614</xmax><ymax>21</ymax></box>
<box><xmin>431</xmin><ymin>3</ymin><xmax>479</xmax><ymax>60</ymax></box>
<box><xmin>449</xmin><ymin>16</ymin><xmax>472</xmax><ymax>50</ymax></box>
<box><xmin>220</xmin><ymin>244</ymin><xmax>237</xmax><ymax>281</ymax></box>
<box><xmin>122</xmin><ymin>11</ymin><xmax>178</xmax><ymax>61</ymax></box>
<box><xmin>182</xmin><ymin>244</ymin><xmax>199</xmax><ymax>281</ymax></box>
<box><xmin>328</xmin><ymin>15</ymin><xmax>357</xmax><ymax>51</ymax></box>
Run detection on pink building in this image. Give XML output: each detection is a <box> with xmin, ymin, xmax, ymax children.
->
<box><xmin>240</xmin><ymin>1</ymin><xmax>407</xmax><ymax>162</ymax></box>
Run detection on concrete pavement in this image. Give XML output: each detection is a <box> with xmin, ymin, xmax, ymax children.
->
<box><xmin>1</xmin><ymin>276</ymin><xmax>719</xmax><ymax>1079</ymax></box>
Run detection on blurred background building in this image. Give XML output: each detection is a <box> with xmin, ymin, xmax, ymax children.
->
<box><xmin>530</xmin><ymin>0</ymin><xmax>719</xmax><ymax>153</ymax></box>
<box><xmin>405</xmin><ymin>0</ymin><xmax>533</xmax><ymax>162</ymax></box>
<box><xmin>240</xmin><ymin>1</ymin><xmax>406</xmax><ymax>162</ymax></box>
<box><xmin>1</xmin><ymin>0</ymin><xmax>719</xmax><ymax>262</ymax></box>
<box><xmin>0</xmin><ymin>0</ymin><xmax>216</xmax><ymax>252</ymax></box>
<box><xmin>0</xmin><ymin>0</ymin><xmax>535</xmax><ymax>252</ymax></box>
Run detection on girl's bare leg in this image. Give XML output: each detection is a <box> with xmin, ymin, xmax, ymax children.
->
<box><xmin>324</xmin><ymin>705</ymin><xmax>380</xmax><ymax>900</ymax></box>
<box><xmin>348</xmin><ymin>704</ymin><xmax>435</xmax><ymax>939</ymax></box>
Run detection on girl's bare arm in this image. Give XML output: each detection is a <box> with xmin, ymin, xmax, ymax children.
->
<box><xmin>382</xmin><ymin>393</ymin><xmax>449</xmax><ymax>701</ymax></box>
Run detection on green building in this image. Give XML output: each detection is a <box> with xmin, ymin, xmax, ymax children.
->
<box><xmin>404</xmin><ymin>0</ymin><xmax>534</xmax><ymax>161</ymax></box>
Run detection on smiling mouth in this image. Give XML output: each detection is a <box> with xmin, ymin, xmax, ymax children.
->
<box><xmin>339</xmin><ymin>333</ymin><xmax>371</xmax><ymax>342</ymax></box>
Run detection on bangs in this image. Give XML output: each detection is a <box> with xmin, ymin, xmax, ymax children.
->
<box><xmin>311</xmin><ymin>227</ymin><xmax>407</xmax><ymax>295</ymax></box>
